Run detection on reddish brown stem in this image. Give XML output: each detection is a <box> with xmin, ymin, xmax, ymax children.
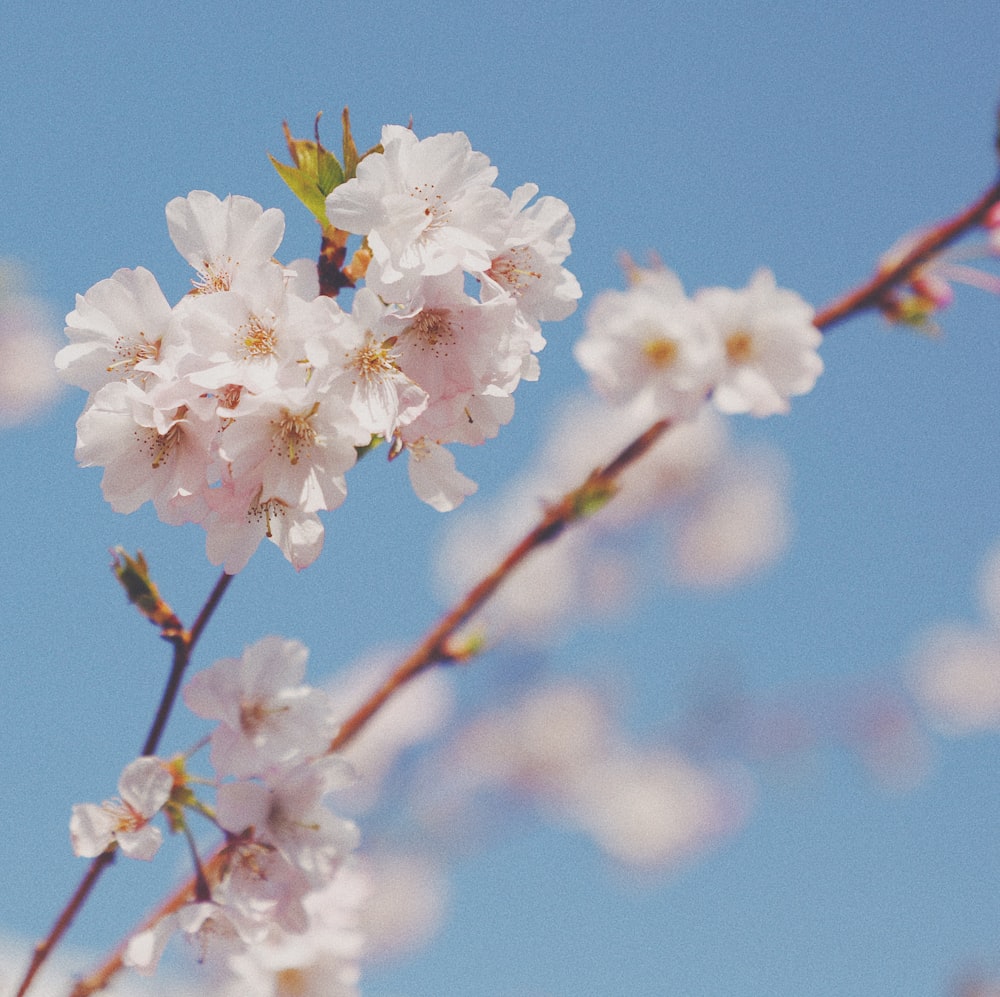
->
<box><xmin>15</xmin><ymin>570</ymin><xmax>234</xmax><ymax>997</ymax></box>
<box><xmin>814</xmin><ymin>176</ymin><xmax>1000</xmax><ymax>331</ymax></box>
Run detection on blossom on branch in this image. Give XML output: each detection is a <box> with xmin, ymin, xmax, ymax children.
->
<box><xmin>69</xmin><ymin>756</ymin><xmax>173</xmax><ymax>860</ymax></box>
<box><xmin>575</xmin><ymin>263</ymin><xmax>822</xmax><ymax>421</ymax></box>
<box><xmin>60</xmin><ymin>120</ymin><xmax>578</xmax><ymax>570</ymax></box>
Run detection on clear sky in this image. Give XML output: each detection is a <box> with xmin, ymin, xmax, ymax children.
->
<box><xmin>2</xmin><ymin>2</ymin><xmax>1000</xmax><ymax>996</ymax></box>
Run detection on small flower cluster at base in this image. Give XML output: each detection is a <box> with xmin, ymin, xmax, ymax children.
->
<box><xmin>574</xmin><ymin>263</ymin><xmax>822</xmax><ymax>420</ymax></box>
<box><xmin>57</xmin><ymin>125</ymin><xmax>579</xmax><ymax>573</ymax></box>
<box><xmin>100</xmin><ymin>637</ymin><xmax>362</xmax><ymax>980</ymax></box>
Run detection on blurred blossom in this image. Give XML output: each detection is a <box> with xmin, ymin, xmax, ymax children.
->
<box><xmin>908</xmin><ymin>541</ymin><xmax>1000</xmax><ymax>734</ymax></box>
<box><xmin>909</xmin><ymin>626</ymin><xmax>1000</xmax><ymax>734</ymax></box>
<box><xmin>841</xmin><ymin>690</ymin><xmax>931</xmax><ymax>791</ymax></box>
<box><xmin>357</xmin><ymin>850</ymin><xmax>448</xmax><ymax>963</ymax></box>
<box><xmin>565</xmin><ymin>750</ymin><xmax>744</xmax><ymax>870</ymax></box>
<box><xmin>0</xmin><ymin>262</ymin><xmax>61</xmax><ymax>427</ymax></box>
<box><xmin>220</xmin><ymin>859</ymin><xmax>367</xmax><ymax>997</ymax></box>
<box><xmin>328</xmin><ymin>649</ymin><xmax>456</xmax><ymax>814</ymax></box>
<box><xmin>977</xmin><ymin>541</ymin><xmax>1000</xmax><ymax>629</ymax></box>
<box><xmin>420</xmin><ymin>682</ymin><xmax>748</xmax><ymax>871</ymax></box>
<box><xmin>0</xmin><ymin>935</ymin><xmax>200</xmax><ymax>997</ymax></box>
<box><xmin>671</xmin><ymin>449</ymin><xmax>791</xmax><ymax>588</ymax></box>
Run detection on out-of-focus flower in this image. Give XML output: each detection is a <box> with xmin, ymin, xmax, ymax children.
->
<box><xmin>696</xmin><ymin>268</ymin><xmax>822</xmax><ymax>417</ymax></box>
<box><xmin>671</xmin><ymin>449</ymin><xmax>790</xmax><ymax>587</ymax></box>
<box><xmin>220</xmin><ymin>860</ymin><xmax>367</xmax><ymax>997</ymax></box>
<box><xmin>575</xmin><ymin>263</ymin><xmax>821</xmax><ymax>422</ymax></box>
<box><xmin>420</xmin><ymin>681</ymin><xmax>749</xmax><ymax>871</ymax></box>
<box><xmin>357</xmin><ymin>850</ymin><xmax>447</xmax><ymax>963</ymax></box>
<box><xmin>909</xmin><ymin>625</ymin><xmax>1000</xmax><ymax>734</ymax></box>
<box><xmin>908</xmin><ymin>542</ymin><xmax>1000</xmax><ymax>734</ymax></box>
<box><xmin>0</xmin><ymin>262</ymin><xmax>61</xmax><ymax>427</ymax></box>
<box><xmin>575</xmin><ymin>268</ymin><xmax>722</xmax><ymax>421</ymax></box>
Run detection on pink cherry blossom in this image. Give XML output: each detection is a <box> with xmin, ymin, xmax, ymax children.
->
<box><xmin>70</xmin><ymin>756</ymin><xmax>173</xmax><ymax>861</ymax></box>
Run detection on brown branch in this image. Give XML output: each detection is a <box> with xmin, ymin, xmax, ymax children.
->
<box><xmin>328</xmin><ymin>418</ymin><xmax>672</xmax><ymax>752</ymax></box>
<box><xmin>14</xmin><ymin>570</ymin><xmax>234</xmax><ymax>997</ymax></box>
<box><xmin>814</xmin><ymin>176</ymin><xmax>1000</xmax><ymax>331</ymax></box>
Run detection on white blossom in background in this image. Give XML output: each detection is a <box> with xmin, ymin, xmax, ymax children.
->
<box><xmin>575</xmin><ymin>268</ymin><xmax>722</xmax><ymax>421</ymax></box>
<box><xmin>910</xmin><ymin>626</ymin><xmax>1000</xmax><ymax>733</ymax></box>
<box><xmin>671</xmin><ymin>449</ymin><xmax>791</xmax><ymax>587</ymax></box>
<box><xmin>696</xmin><ymin>268</ymin><xmax>823</xmax><ymax>416</ymax></box>
<box><xmin>0</xmin><ymin>263</ymin><xmax>61</xmax><ymax>427</ymax></box>
<box><xmin>977</xmin><ymin>540</ymin><xmax>1000</xmax><ymax>628</ymax></box>
<box><xmin>220</xmin><ymin>860</ymin><xmax>367</xmax><ymax>997</ymax></box>
<box><xmin>327</xmin><ymin>649</ymin><xmax>456</xmax><ymax>814</ymax></box>
<box><xmin>909</xmin><ymin>542</ymin><xmax>1000</xmax><ymax>733</ymax></box>
<box><xmin>70</xmin><ymin>757</ymin><xmax>173</xmax><ymax>861</ymax></box>
<box><xmin>575</xmin><ymin>262</ymin><xmax>821</xmax><ymax>423</ymax></box>
<box><xmin>417</xmin><ymin>681</ymin><xmax>748</xmax><ymax>871</ymax></box>
<box><xmin>356</xmin><ymin>850</ymin><xmax>448</xmax><ymax>963</ymax></box>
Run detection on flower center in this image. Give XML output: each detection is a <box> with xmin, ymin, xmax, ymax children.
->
<box><xmin>349</xmin><ymin>332</ymin><xmax>399</xmax><ymax>383</ymax></box>
<box><xmin>107</xmin><ymin>332</ymin><xmax>160</xmax><ymax>377</ymax></box>
<box><xmin>406</xmin><ymin>308</ymin><xmax>456</xmax><ymax>359</ymax></box>
<box><xmin>410</xmin><ymin>182</ymin><xmax>452</xmax><ymax>231</ymax></box>
<box><xmin>488</xmin><ymin>246</ymin><xmax>542</xmax><ymax>296</ymax></box>
<box><xmin>248</xmin><ymin>493</ymin><xmax>290</xmax><ymax>538</ymax></box>
<box><xmin>643</xmin><ymin>337</ymin><xmax>679</xmax><ymax>369</ymax></box>
<box><xmin>192</xmin><ymin>258</ymin><xmax>233</xmax><ymax>294</ymax></box>
<box><xmin>725</xmin><ymin>330</ymin><xmax>755</xmax><ymax>364</ymax></box>
<box><xmin>272</xmin><ymin>403</ymin><xmax>320</xmax><ymax>465</ymax></box>
<box><xmin>238</xmin><ymin>313</ymin><xmax>278</xmax><ymax>359</ymax></box>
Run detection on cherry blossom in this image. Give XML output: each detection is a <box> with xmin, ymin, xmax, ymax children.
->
<box><xmin>166</xmin><ymin>190</ymin><xmax>285</xmax><ymax>294</ymax></box>
<box><xmin>325</xmin><ymin>125</ymin><xmax>509</xmax><ymax>293</ymax></box>
<box><xmin>70</xmin><ymin>757</ymin><xmax>173</xmax><ymax>861</ymax></box>
<box><xmin>696</xmin><ymin>268</ymin><xmax>822</xmax><ymax>416</ymax></box>
<box><xmin>57</xmin><ymin>266</ymin><xmax>173</xmax><ymax>394</ymax></box>
<box><xmin>215</xmin><ymin>757</ymin><xmax>360</xmax><ymax>889</ymax></box>
<box><xmin>183</xmin><ymin>636</ymin><xmax>337</xmax><ymax>778</ymax></box>
<box><xmin>575</xmin><ymin>267</ymin><xmax>722</xmax><ymax>421</ymax></box>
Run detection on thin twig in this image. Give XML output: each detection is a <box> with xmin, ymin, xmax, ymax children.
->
<box><xmin>14</xmin><ymin>571</ymin><xmax>234</xmax><ymax>997</ymax></box>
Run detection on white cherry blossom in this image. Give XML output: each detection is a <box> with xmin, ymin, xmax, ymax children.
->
<box><xmin>70</xmin><ymin>756</ymin><xmax>173</xmax><ymax>861</ymax></box>
<box><xmin>696</xmin><ymin>268</ymin><xmax>822</xmax><ymax>416</ymax></box>
<box><xmin>325</xmin><ymin>125</ymin><xmax>509</xmax><ymax>292</ymax></box>
<box><xmin>575</xmin><ymin>267</ymin><xmax>722</xmax><ymax>421</ymax></box>
<box><xmin>184</xmin><ymin>636</ymin><xmax>337</xmax><ymax>778</ymax></box>
<box><xmin>166</xmin><ymin>190</ymin><xmax>285</xmax><ymax>294</ymax></box>
<box><xmin>57</xmin><ymin>266</ymin><xmax>173</xmax><ymax>393</ymax></box>
<box><xmin>216</xmin><ymin>757</ymin><xmax>359</xmax><ymax>889</ymax></box>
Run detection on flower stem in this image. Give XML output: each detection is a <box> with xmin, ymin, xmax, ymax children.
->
<box><xmin>14</xmin><ymin>570</ymin><xmax>234</xmax><ymax>997</ymax></box>
<box><xmin>814</xmin><ymin>175</ymin><xmax>1000</xmax><ymax>331</ymax></box>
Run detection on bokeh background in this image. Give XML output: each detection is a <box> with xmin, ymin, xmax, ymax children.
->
<box><xmin>2</xmin><ymin>2</ymin><xmax>1000</xmax><ymax>995</ymax></box>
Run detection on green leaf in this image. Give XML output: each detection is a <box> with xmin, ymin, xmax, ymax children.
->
<box><xmin>269</xmin><ymin>153</ymin><xmax>331</xmax><ymax>226</ymax></box>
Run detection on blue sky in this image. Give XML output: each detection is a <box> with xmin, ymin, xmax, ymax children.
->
<box><xmin>2</xmin><ymin>2</ymin><xmax>1000</xmax><ymax>995</ymax></box>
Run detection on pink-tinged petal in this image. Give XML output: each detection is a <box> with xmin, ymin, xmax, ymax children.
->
<box><xmin>118</xmin><ymin>756</ymin><xmax>173</xmax><ymax>817</ymax></box>
<box><xmin>69</xmin><ymin>803</ymin><xmax>116</xmax><ymax>857</ymax></box>
<box><xmin>117</xmin><ymin>823</ymin><xmax>164</xmax><ymax>861</ymax></box>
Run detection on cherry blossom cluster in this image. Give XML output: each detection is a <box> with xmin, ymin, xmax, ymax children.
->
<box><xmin>56</xmin><ymin>125</ymin><xmax>579</xmax><ymax>572</ymax></box>
<box><xmin>574</xmin><ymin>264</ymin><xmax>823</xmax><ymax>421</ymax></box>
<box><xmin>70</xmin><ymin>637</ymin><xmax>363</xmax><ymax>987</ymax></box>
